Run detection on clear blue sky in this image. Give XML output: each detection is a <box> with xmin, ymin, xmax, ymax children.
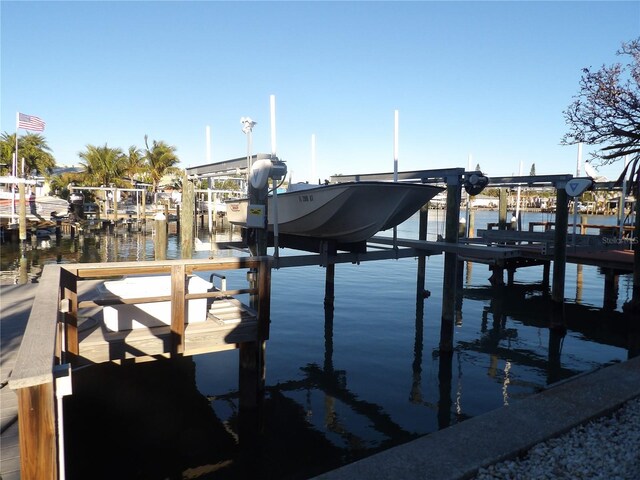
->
<box><xmin>1</xmin><ymin>1</ymin><xmax>638</xmax><ymax>183</ymax></box>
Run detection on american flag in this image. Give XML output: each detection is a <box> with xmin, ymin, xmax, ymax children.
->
<box><xmin>18</xmin><ymin>113</ymin><xmax>46</xmax><ymax>131</ymax></box>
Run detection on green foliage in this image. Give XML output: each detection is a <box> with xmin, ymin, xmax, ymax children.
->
<box><xmin>48</xmin><ymin>171</ymin><xmax>86</xmax><ymax>200</ymax></box>
<box><xmin>0</xmin><ymin>132</ymin><xmax>56</xmax><ymax>175</ymax></box>
<box><xmin>143</xmin><ymin>134</ymin><xmax>181</xmax><ymax>191</ymax></box>
<box><xmin>78</xmin><ymin>144</ymin><xmax>126</xmax><ymax>187</ymax></box>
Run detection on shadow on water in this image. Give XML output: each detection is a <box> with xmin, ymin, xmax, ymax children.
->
<box><xmin>4</xmin><ymin>220</ymin><xmax>639</xmax><ymax>479</ymax></box>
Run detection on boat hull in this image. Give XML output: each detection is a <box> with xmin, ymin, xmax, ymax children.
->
<box><xmin>226</xmin><ymin>182</ymin><xmax>443</xmax><ymax>243</ymax></box>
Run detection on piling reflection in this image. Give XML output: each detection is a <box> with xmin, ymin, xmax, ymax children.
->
<box><xmin>5</xmin><ymin>229</ymin><xmax>637</xmax><ymax>479</ymax></box>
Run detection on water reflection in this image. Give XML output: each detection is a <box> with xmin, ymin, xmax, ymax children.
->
<box><xmin>3</xmin><ymin>224</ymin><xmax>637</xmax><ymax>479</ymax></box>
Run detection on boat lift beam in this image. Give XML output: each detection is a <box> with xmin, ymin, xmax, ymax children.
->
<box><xmin>186</xmin><ymin>154</ymin><xmax>273</xmax><ymax>178</ymax></box>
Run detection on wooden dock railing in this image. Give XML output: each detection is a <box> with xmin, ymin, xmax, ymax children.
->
<box><xmin>8</xmin><ymin>256</ymin><xmax>272</xmax><ymax>480</ymax></box>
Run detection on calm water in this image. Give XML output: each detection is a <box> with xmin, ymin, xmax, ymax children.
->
<box><xmin>1</xmin><ymin>210</ymin><xmax>636</xmax><ymax>479</ymax></box>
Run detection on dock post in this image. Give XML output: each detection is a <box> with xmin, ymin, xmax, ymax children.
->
<box><xmin>455</xmin><ymin>259</ymin><xmax>464</xmax><ymax>326</ymax></box>
<box><xmin>240</xmin><ymin>165</ymin><xmax>269</xmax><ymax>418</ymax></box>
<box><xmin>416</xmin><ymin>205</ymin><xmax>429</xmax><ymax>301</ymax></box>
<box><xmin>325</xmin><ymin>263</ymin><xmax>336</xmax><ymax>308</ymax></box>
<box><xmin>440</xmin><ymin>174</ymin><xmax>461</xmax><ymax>352</ymax></box>
<box><xmin>154</xmin><ymin>211</ymin><xmax>167</xmax><ymax>260</ymax></box>
<box><xmin>141</xmin><ymin>189</ymin><xmax>147</xmax><ymax>231</ymax></box>
<box><xmin>468</xmin><ymin>208</ymin><xmax>475</xmax><ymax>238</ymax></box>
<box><xmin>498</xmin><ymin>188</ymin><xmax>508</xmax><ymax>230</ymax></box>
<box><xmin>543</xmin><ymin>260</ymin><xmax>551</xmax><ymax>288</ymax></box>
<box><xmin>18</xmin><ymin>180</ymin><xmax>27</xmax><ymax>243</ymax></box>
<box><xmin>551</xmin><ymin>186</ymin><xmax>569</xmax><ymax>326</ymax></box>
<box><xmin>623</xmin><ymin>195</ymin><xmax>640</xmax><ymax>314</ymax></box>
<box><xmin>180</xmin><ymin>172</ymin><xmax>194</xmax><ymax>259</ymax></box>
<box><xmin>575</xmin><ymin>264</ymin><xmax>583</xmax><ymax>302</ymax></box>
<box><xmin>603</xmin><ymin>269</ymin><xmax>619</xmax><ymax>311</ymax></box>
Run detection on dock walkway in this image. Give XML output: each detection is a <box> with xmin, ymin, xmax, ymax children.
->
<box><xmin>1</xmin><ymin>283</ymin><xmax>37</xmax><ymax>480</ymax></box>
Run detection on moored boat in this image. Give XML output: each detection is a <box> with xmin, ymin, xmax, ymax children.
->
<box><xmin>226</xmin><ymin>181</ymin><xmax>443</xmax><ymax>243</ymax></box>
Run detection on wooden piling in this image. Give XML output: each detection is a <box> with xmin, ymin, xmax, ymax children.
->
<box><xmin>325</xmin><ymin>263</ymin><xmax>336</xmax><ymax>308</ymax></box>
<box><xmin>498</xmin><ymin>188</ymin><xmax>508</xmax><ymax>230</ymax></box>
<box><xmin>154</xmin><ymin>212</ymin><xmax>167</xmax><ymax>260</ymax></box>
<box><xmin>180</xmin><ymin>173</ymin><xmax>194</xmax><ymax>259</ymax></box>
<box><xmin>551</xmin><ymin>187</ymin><xmax>569</xmax><ymax>324</ymax></box>
<box><xmin>113</xmin><ymin>188</ymin><xmax>118</xmax><ymax>224</ymax></box>
<box><xmin>468</xmin><ymin>208</ymin><xmax>475</xmax><ymax>238</ymax></box>
<box><xmin>623</xmin><ymin>196</ymin><xmax>640</xmax><ymax>313</ymax></box>
<box><xmin>603</xmin><ymin>269</ymin><xmax>619</xmax><ymax>311</ymax></box>
<box><xmin>575</xmin><ymin>264</ymin><xmax>583</xmax><ymax>303</ymax></box>
<box><xmin>416</xmin><ymin>205</ymin><xmax>429</xmax><ymax>301</ymax></box>
<box><xmin>440</xmin><ymin>178</ymin><xmax>461</xmax><ymax>352</ymax></box>
<box><xmin>242</xmin><ymin>166</ymin><xmax>269</xmax><ymax>414</ymax></box>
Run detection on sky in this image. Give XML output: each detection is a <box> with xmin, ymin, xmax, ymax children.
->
<box><xmin>1</xmin><ymin>1</ymin><xmax>639</xmax><ymax>184</ymax></box>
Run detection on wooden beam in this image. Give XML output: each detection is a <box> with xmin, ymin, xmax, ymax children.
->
<box><xmin>440</xmin><ymin>180</ymin><xmax>461</xmax><ymax>352</ymax></box>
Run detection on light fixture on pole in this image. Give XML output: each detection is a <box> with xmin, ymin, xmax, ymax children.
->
<box><xmin>241</xmin><ymin>117</ymin><xmax>257</xmax><ymax>182</ymax></box>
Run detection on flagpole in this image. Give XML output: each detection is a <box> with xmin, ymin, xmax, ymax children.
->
<box><xmin>12</xmin><ymin>112</ymin><xmax>19</xmax><ymax>222</ymax></box>
<box><xmin>14</xmin><ymin>112</ymin><xmax>19</xmax><ymax>177</ymax></box>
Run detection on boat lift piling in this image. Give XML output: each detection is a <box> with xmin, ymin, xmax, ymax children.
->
<box><xmin>439</xmin><ymin>174</ymin><xmax>462</xmax><ymax>352</ymax></box>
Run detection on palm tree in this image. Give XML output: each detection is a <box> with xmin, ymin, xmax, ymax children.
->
<box><xmin>122</xmin><ymin>145</ymin><xmax>145</xmax><ymax>188</ymax></box>
<box><xmin>0</xmin><ymin>132</ymin><xmax>56</xmax><ymax>175</ymax></box>
<box><xmin>143</xmin><ymin>135</ymin><xmax>180</xmax><ymax>193</ymax></box>
<box><xmin>78</xmin><ymin>144</ymin><xmax>125</xmax><ymax>187</ymax></box>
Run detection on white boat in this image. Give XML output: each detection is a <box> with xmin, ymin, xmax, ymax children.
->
<box><xmin>226</xmin><ymin>181</ymin><xmax>443</xmax><ymax>243</ymax></box>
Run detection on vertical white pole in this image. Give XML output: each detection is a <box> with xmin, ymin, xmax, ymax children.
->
<box><xmin>466</xmin><ymin>154</ymin><xmax>472</xmax><ymax>236</ymax></box>
<box><xmin>11</xmin><ymin>153</ymin><xmax>16</xmax><ymax>222</ymax></box>
<box><xmin>206</xmin><ymin>125</ymin><xmax>213</xmax><ymax>234</ymax></box>
<box><xmin>573</xmin><ymin>143</ymin><xmax>582</xmax><ymax>242</ymax></box>
<box><xmin>311</xmin><ymin>134</ymin><xmax>317</xmax><ymax>184</ymax></box>
<box><xmin>14</xmin><ymin>112</ymin><xmax>19</xmax><ymax>177</ymax></box>
<box><xmin>206</xmin><ymin>125</ymin><xmax>212</xmax><ymax>163</ymax></box>
<box><xmin>270</xmin><ymin>94</ymin><xmax>279</xmax><ymax>259</ymax></box>
<box><xmin>13</xmin><ymin>113</ymin><xmax>19</xmax><ymax>223</ymax></box>
<box><xmin>393</xmin><ymin>110</ymin><xmax>399</xmax><ymax>182</ymax></box>
<box><xmin>576</xmin><ymin>142</ymin><xmax>582</xmax><ymax>176</ymax></box>
<box><xmin>515</xmin><ymin>160</ymin><xmax>523</xmax><ymax>222</ymax></box>
<box><xmin>270</xmin><ymin>95</ymin><xmax>277</xmax><ymax>157</ymax></box>
<box><xmin>393</xmin><ymin>110</ymin><xmax>399</xmax><ymax>247</ymax></box>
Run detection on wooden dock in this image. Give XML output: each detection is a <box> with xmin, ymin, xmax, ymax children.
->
<box><xmin>7</xmin><ymin>256</ymin><xmax>272</xmax><ymax>480</ymax></box>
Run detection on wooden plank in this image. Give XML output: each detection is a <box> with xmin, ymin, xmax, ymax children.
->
<box><xmin>9</xmin><ymin>265</ymin><xmax>60</xmax><ymax>390</ymax></box>
<box><xmin>71</xmin><ymin>256</ymin><xmax>268</xmax><ymax>279</ymax></box>
<box><xmin>16</xmin><ymin>383</ymin><xmax>57</xmax><ymax>480</ymax></box>
<box><xmin>77</xmin><ymin>316</ymin><xmax>257</xmax><ymax>364</ymax></box>
<box><xmin>477</xmin><ymin>229</ymin><xmax>555</xmax><ymax>243</ymax></box>
<box><xmin>77</xmin><ymin>288</ymin><xmax>257</xmax><ymax>309</ymax></box>
<box><xmin>372</xmin><ymin>237</ymin><xmax>522</xmax><ymax>259</ymax></box>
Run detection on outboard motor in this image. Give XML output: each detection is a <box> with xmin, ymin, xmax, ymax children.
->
<box><xmin>69</xmin><ymin>192</ymin><xmax>85</xmax><ymax>220</ymax></box>
<box><xmin>464</xmin><ymin>172</ymin><xmax>489</xmax><ymax>196</ymax></box>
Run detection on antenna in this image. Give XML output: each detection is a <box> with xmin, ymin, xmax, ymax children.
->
<box><xmin>270</xmin><ymin>95</ymin><xmax>277</xmax><ymax>157</ymax></box>
<box><xmin>393</xmin><ymin>109</ymin><xmax>399</xmax><ymax>182</ymax></box>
